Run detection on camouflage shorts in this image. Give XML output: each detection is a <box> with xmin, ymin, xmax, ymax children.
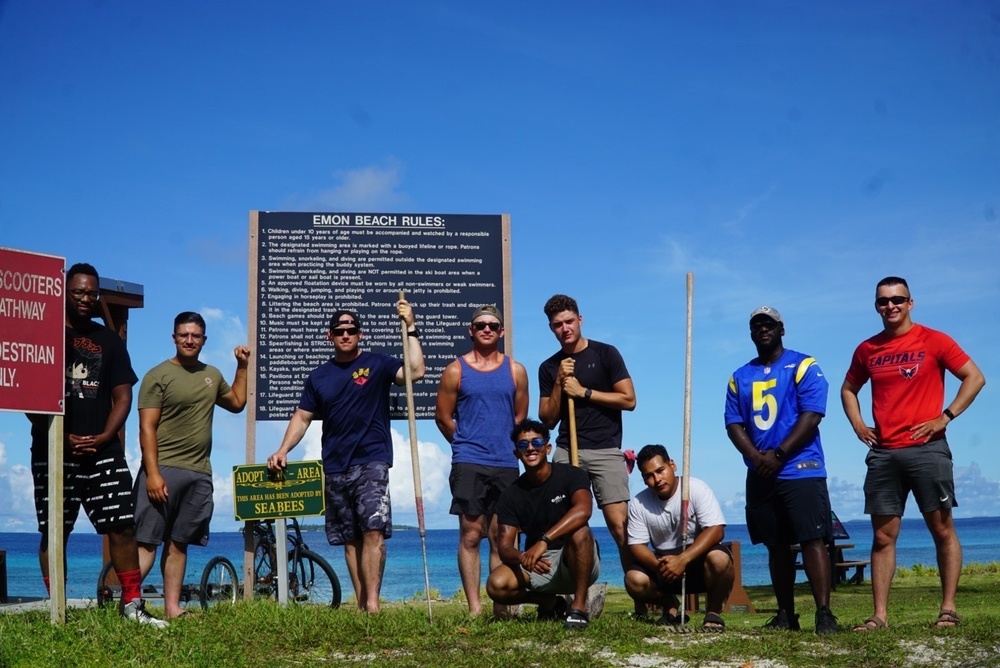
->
<box><xmin>324</xmin><ymin>461</ymin><xmax>392</xmax><ymax>545</ymax></box>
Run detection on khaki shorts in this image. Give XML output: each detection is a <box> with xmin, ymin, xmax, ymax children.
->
<box><xmin>552</xmin><ymin>447</ymin><xmax>630</xmax><ymax>507</ymax></box>
<box><xmin>527</xmin><ymin>543</ymin><xmax>601</xmax><ymax>594</ymax></box>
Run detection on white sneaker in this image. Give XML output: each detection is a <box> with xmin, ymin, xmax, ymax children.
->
<box><xmin>121</xmin><ymin>599</ymin><xmax>169</xmax><ymax>628</ymax></box>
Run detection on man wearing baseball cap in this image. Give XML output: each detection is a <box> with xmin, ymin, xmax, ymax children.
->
<box><xmin>267</xmin><ymin>300</ymin><xmax>424</xmax><ymax>612</ymax></box>
<box><xmin>435</xmin><ymin>305</ymin><xmax>529</xmax><ymax>616</ymax></box>
<box><xmin>724</xmin><ymin>306</ymin><xmax>840</xmax><ymax>634</ymax></box>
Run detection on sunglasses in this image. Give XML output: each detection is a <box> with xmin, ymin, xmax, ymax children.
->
<box><xmin>332</xmin><ymin>327</ymin><xmax>360</xmax><ymax>336</ymax></box>
<box><xmin>472</xmin><ymin>321</ymin><xmax>501</xmax><ymax>332</ymax></box>
<box><xmin>875</xmin><ymin>296</ymin><xmax>910</xmax><ymax>307</ymax></box>
<box><xmin>515</xmin><ymin>438</ymin><xmax>547</xmax><ymax>450</ymax></box>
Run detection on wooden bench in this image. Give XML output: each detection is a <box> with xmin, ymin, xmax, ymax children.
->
<box><xmin>792</xmin><ymin>542</ymin><xmax>870</xmax><ymax>586</ymax></box>
<box><xmin>684</xmin><ymin>540</ymin><xmax>755</xmax><ymax>614</ymax></box>
<box><xmin>836</xmin><ymin>560</ymin><xmax>870</xmax><ymax>585</ymax></box>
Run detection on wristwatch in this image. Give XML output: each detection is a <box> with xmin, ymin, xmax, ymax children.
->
<box><xmin>773</xmin><ymin>448</ymin><xmax>787</xmax><ymax>462</ymax></box>
<box><xmin>584</xmin><ymin>388</ymin><xmax>593</xmax><ymax>401</ymax></box>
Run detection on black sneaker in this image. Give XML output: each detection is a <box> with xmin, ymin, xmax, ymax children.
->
<box><xmin>537</xmin><ymin>596</ymin><xmax>568</xmax><ymax>621</ymax></box>
<box><xmin>815</xmin><ymin>606</ymin><xmax>841</xmax><ymax>635</ymax></box>
<box><xmin>763</xmin><ymin>609</ymin><xmax>800</xmax><ymax>631</ymax></box>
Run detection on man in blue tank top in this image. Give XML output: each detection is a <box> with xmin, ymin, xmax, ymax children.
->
<box><xmin>435</xmin><ymin>306</ymin><xmax>529</xmax><ymax>616</ymax></box>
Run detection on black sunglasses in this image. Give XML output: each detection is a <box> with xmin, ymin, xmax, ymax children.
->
<box><xmin>875</xmin><ymin>296</ymin><xmax>910</xmax><ymax>307</ymax></box>
<box><xmin>332</xmin><ymin>327</ymin><xmax>360</xmax><ymax>336</ymax></box>
<box><xmin>472</xmin><ymin>321</ymin><xmax>501</xmax><ymax>332</ymax></box>
<box><xmin>515</xmin><ymin>438</ymin><xmax>547</xmax><ymax>450</ymax></box>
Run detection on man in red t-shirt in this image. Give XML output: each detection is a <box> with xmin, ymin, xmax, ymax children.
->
<box><xmin>841</xmin><ymin>276</ymin><xmax>985</xmax><ymax>631</ymax></box>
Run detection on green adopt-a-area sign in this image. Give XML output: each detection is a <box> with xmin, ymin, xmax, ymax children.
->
<box><xmin>233</xmin><ymin>460</ymin><xmax>325</xmax><ymax>521</ymax></box>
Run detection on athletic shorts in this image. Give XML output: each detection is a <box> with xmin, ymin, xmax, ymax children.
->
<box><xmin>627</xmin><ymin>543</ymin><xmax>732</xmax><ymax>595</ymax></box>
<box><xmin>552</xmin><ymin>446</ymin><xmax>630</xmax><ymax>507</ymax></box>
<box><xmin>527</xmin><ymin>543</ymin><xmax>601</xmax><ymax>594</ymax></box>
<box><xmin>449</xmin><ymin>462</ymin><xmax>519</xmax><ymax>516</ymax></box>
<box><xmin>134</xmin><ymin>466</ymin><xmax>213</xmax><ymax>547</ymax></box>
<box><xmin>324</xmin><ymin>461</ymin><xmax>392</xmax><ymax>545</ymax></box>
<box><xmin>745</xmin><ymin>472</ymin><xmax>832</xmax><ymax>547</ymax></box>
<box><xmin>864</xmin><ymin>438</ymin><xmax>957</xmax><ymax>516</ymax></box>
<box><xmin>31</xmin><ymin>444</ymin><xmax>135</xmax><ymax>534</ymax></box>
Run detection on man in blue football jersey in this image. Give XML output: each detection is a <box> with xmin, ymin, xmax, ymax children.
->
<box><xmin>724</xmin><ymin>307</ymin><xmax>840</xmax><ymax>635</ymax></box>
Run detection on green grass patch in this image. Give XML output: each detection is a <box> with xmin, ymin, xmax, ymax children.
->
<box><xmin>2</xmin><ymin>570</ymin><xmax>999</xmax><ymax>667</ymax></box>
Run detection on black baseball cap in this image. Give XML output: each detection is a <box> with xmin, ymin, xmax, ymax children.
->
<box><xmin>329</xmin><ymin>310</ymin><xmax>362</xmax><ymax>331</ymax></box>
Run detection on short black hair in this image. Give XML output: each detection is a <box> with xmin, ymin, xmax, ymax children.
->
<box><xmin>511</xmin><ymin>418</ymin><xmax>549</xmax><ymax>444</ymax></box>
<box><xmin>67</xmin><ymin>262</ymin><xmax>99</xmax><ymax>284</ymax></box>
<box><xmin>174</xmin><ymin>311</ymin><xmax>207</xmax><ymax>333</ymax></box>
<box><xmin>637</xmin><ymin>444</ymin><xmax>671</xmax><ymax>468</ymax></box>
<box><xmin>876</xmin><ymin>276</ymin><xmax>909</xmax><ymax>296</ymax></box>
<box><xmin>543</xmin><ymin>294</ymin><xmax>579</xmax><ymax>320</ymax></box>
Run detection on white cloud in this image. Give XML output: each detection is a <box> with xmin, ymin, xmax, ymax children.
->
<box><xmin>303</xmin><ymin>159</ymin><xmax>408</xmax><ymax>210</ymax></box>
<box><xmin>0</xmin><ymin>441</ymin><xmax>6</xmax><ymax>466</ymax></box>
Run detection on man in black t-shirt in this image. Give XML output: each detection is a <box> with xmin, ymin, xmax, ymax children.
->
<box><xmin>538</xmin><ymin>295</ymin><xmax>635</xmax><ymax>574</ymax></box>
<box><xmin>29</xmin><ymin>262</ymin><xmax>166</xmax><ymax>626</ymax></box>
<box><xmin>487</xmin><ymin>419</ymin><xmax>600</xmax><ymax>630</ymax></box>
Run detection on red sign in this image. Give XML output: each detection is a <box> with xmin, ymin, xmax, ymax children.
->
<box><xmin>0</xmin><ymin>248</ymin><xmax>65</xmax><ymax>414</ymax></box>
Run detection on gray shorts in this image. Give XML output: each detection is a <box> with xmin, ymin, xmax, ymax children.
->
<box><xmin>864</xmin><ymin>438</ymin><xmax>957</xmax><ymax>516</ymax></box>
<box><xmin>324</xmin><ymin>461</ymin><xmax>392</xmax><ymax>545</ymax></box>
<box><xmin>134</xmin><ymin>466</ymin><xmax>213</xmax><ymax>547</ymax></box>
<box><xmin>552</xmin><ymin>447</ymin><xmax>630</xmax><ymax>507</ymax></box>
<box><xmin>527</xmin><ymin>543</ymin><xmax>601</xmax><ymax>594</ymax></box>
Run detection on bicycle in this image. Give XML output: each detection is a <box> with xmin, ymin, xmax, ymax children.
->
<box><xmin>250</xmin><ymin>517</ymin><xmax>341</xmax><ymax>607</ymax></box>
<box><xmin>97</xmin><ymin>554</ymin><xmax>239</xmax><ymax>610</ymax></box>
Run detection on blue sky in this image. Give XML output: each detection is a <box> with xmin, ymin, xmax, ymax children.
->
<box><xmin>1</xmin><ymin>1</ymin><xmax>997</xmax><ymax>534</ymax></box>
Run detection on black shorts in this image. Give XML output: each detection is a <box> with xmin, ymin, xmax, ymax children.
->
<box><xmin>864</xmin><ymin>438</ymin><xmax>957</xmax><ymax>516</ymax></box>
<box><xmin>628</xmin><ymin>543</ymin><xmax>732</xmax><ymax>594</ymax></box>
<box><xmin>134</xmin><ymin>466</ymin><xmax>213</xmax><ymax>547</ymax></box>
<box><xmin>449</xmin><ymin>462</ymin><xmax>518</xmax><ymax>517</ymax></box>
<box><xmin>31</xmin><ymin>444</ymin><xmax>136</xmax><ymax>534</ymax></box>
<box><xmin>745</xmin><ymin>472</ymin><xmax>832</xmax><ymax>547</ymax></box>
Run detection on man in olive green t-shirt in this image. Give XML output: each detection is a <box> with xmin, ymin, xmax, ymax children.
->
<box><xmin>135</xmin><ymin>311</ymin><xmax>250</xmax><ymax>619</ymax></box>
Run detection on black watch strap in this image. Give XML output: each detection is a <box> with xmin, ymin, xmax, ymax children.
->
<box><xmin>773</xmin><ymin>448</ymin><xmax>787</xmax><ymax>462</ymax></box>
<box><xmin>943</xmin><ymin>408</ymin><xmax>956</xmax><ymax>421</ymax></box>
<box><xmin>407</xmin><ymin>326</ymin><xmax>420</xmax><ymax>339</ymax></box>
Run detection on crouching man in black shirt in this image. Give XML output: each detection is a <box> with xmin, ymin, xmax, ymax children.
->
<box><xmin>486</xmin><ymin>418</ymin><xmax>600</xmax><ymax>630</ymax></box>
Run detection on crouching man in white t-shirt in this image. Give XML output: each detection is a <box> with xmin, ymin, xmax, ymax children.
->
<box><xmin>625</xmin><ymin>444</ymin><xmax>734</xmax><ymax>631</ymax></box>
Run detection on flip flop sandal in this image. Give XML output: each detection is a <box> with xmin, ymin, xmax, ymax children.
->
<box><xmin>932</xmin><ymin>610</ymin><xmax>960</xmax><ymax>628</ymax></box>
<box><xmin>702</xmin><ymin>612</ymin><xmax>725</xmax><ymax>632</ymax></box>
<box><xmin>563</xmin><ymin>609</ymin><xmax>590</xmax><ymax>630</ymax></box>
<box><xmin>852</xmin><ymin>616</ymin><xmax>888</xmax><ymax>632</ymax></box>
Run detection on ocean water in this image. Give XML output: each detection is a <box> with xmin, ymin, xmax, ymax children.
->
<box><xmin>2</xmin><ymin>516</ymin><xmax>998</xmax><ymax>603</ymax></box>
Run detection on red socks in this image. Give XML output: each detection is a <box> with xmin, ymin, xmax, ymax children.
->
<box><xmin>117</xmin><ymin>569</ymin><xmax>143</xmax><ymax>604</ymax></box>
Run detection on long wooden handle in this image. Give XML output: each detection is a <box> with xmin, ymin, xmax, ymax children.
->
<box><xmin>568</xmin><ymin>397</ymin><xmax>579</xmax><ymax>467</ymax></box>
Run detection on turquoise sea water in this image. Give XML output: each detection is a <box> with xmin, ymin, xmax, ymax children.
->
<box><xmin>2</xmin><ymin>516</ymin><xmax>998</xmax><ymax>603</ymax></box>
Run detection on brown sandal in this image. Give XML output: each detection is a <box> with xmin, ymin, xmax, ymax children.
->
<box><xmin>852</xmin><ymin>616</ymin><xmax>887</xmax><ymax>632</ymax></box>
<box><xmin>932</xmin><ymin>610</ymin><xmax>960</xmax><ymax>628</ymax></box>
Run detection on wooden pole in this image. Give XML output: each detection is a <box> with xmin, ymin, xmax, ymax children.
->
<box><xmin>567</xmin><ymin>398</ymin><xmax>579</xmax><ymax>467</ymax></box>
<box><xmin>679</xmin><ymin>272</ymin><xmax>694</xmax><ymax>626</ymax></box>
<box><xmin>399</xmin><ymin>290</ymin><xmax>433</xmax><ymax>622</ymax></box>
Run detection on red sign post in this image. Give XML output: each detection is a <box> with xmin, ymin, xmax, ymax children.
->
<box><xmin>0</xmin><ymin>247</ymin><xmax>66</xmax><ymax>624</ymax></box>
<box><xmin>0</xmin><ymin>247</ymin><xmax>65</xmax><ymax>414</ymax></box>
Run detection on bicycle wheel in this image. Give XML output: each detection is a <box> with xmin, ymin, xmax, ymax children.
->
<box><xmin>253</xmin><ymin>541</ymin><xmax>276</xmax><ymax>598</ymax></box>
<box><xmin>96</xmin><ymin>561</ymin><xmax>120</xmax><ymax>608</ymax></box>
<box><xmin>288</xmin><ymin>548</ymin><xmax>341</xmax><ymax>608</ymax></box>
<box><xmin>199</xmin><ymin>556</ymin><xmax>239</xmax><ymax>609</ymax></box>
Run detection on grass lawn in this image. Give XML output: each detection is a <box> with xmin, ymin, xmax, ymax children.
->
<box><xmin>2</xmin><ymin>565</ymin><xmax>998</xmax><ymax>667</ymax></box>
